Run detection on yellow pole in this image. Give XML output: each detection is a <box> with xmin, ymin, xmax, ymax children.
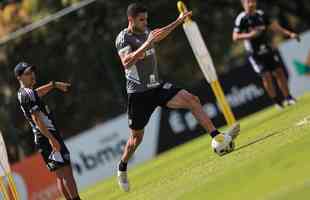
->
<box><xmin>215</xmin><ymin>80</ymin><xmax>236</xmax><ymax>125</ymax></box>
<box><xmin>211</xmin><ymin>80</ymin><xmax>236</xmax><ymax>125</ymax></box>
<box><xmin>210</xmin><ymin>81</ymin><xmax>231</xmax><ymax>124</ymax></box>
<box><xmin>0</xmin><ymin>176</ymin><xmax>9</xmax><ymax>200</ymax></box>
<box><xmin>7</xmin><ymin>173</ymin><xmax>20</xmax><ymax>200</ymax></box>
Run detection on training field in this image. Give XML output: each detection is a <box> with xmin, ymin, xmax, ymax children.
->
<box><xmin>81</xmin><ymin>93</ymin><xmax>310</xmax><ymax>200</ymax></box>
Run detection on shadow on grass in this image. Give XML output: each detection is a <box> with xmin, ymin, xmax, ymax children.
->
<box><xmin>234</xmin><ymin>127</ymin><xmax>289</xmax><ymax>152</ymax></box>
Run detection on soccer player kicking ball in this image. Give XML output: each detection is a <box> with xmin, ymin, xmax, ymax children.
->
<box><xmin>15</xmin><ymin>62</ymin><xmax>81</xmax><ymax>200</ymax></box>
<box><xmin>233</xmin><ymin>0</ymin><xmax>299</xmax><ymax>109</ymax></box>
<box><xmin>115</xmin><ymin>3</ymin><xmax>240</xmax><ymax>192</ymax></box>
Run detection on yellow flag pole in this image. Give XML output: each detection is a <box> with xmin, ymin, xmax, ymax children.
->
<box><xmin>7</xmin><ymin>173</ymin><xmax>20</xmax><ymax>200</ymax></box>
<box><xmin>0</xmin><ymin>176</ymin><xmax>9</xmax><ymax>200</ymax></box>
<box><xmin>213</xmin><ymin>80</ymin><xmax>236</xmax><ymax>125</ymax></box>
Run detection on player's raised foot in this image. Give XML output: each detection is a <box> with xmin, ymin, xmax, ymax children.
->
<box><xmin>224</xmin><ymin>123</ymin><xmax>240</xmax><ymax>140</ymax></box>
<box><xmin>117</xmin><ymin>170</ymin><xmax>130</xmax><ymax>192</ymax></box>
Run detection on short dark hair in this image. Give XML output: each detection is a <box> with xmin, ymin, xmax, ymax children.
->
<box><xmin>241</xmin><ymin>0</ymin><xmax>257</xmax><ymax>3</ymax></box>
<box><xmin>127</xmin><ymin>3</ymin><xmax>147</xmax><ymax>17</ymax></box>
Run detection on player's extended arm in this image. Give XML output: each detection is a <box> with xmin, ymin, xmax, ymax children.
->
<box><xmin>36</xmin><ymin>81</ymin><xmax>71</xmax><ymax>97</ymax></box>
<box><xmin>35</xmin><ymin>81</ymin><xmax>54</xmax><ymax>97</ymax></box>
<box><xmin>152</xmin><ymin>11</ymin><xmax>192</xmax><ymax>43</ymax></box>
<box><xmin>31</xmin><ymin>111</ymin><xmax>61</xmax><ymax>151</ymax></box>
<box><xmin>269</xmin><ymin>21</ymin><xmax>300</xmax><ymax>41</ymax></box>
<box><xmin>233</xmin><ymin>29</ymin><xmax>261</xmax><ymax>41</ymax></box>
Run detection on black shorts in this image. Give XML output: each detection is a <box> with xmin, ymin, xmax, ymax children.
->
<box><xmin>128</xmin><ymin>82</ymin><xmax>181</xmax><ymax>130</ymax></box>
<box><xmin>35</xmin><ymin>131</ymin><xmax>71</xmax><ymax>171</ymax></box>
<box><xmin>248</xmin><ymin>50</ymin><xmax>282</xmax><ymax>75</ymax></box>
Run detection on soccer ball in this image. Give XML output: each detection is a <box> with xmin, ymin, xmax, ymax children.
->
<box><xmin>211</xmin><ymin>134</ymin><xmax>235</xmax><ymax>156</ymax></box>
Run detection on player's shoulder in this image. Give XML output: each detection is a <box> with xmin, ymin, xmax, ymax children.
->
<box><xmin>234</xmin><ymin>11</ymin><xmax>247</xmax><ymax>24</ymax></box>
<box><xmin>115</xmin><ymin>28</ymin><xmax>130</xmax><ymax>45</ymax></box>
<box><xmin>18</xmin><ymin>87</ymin><xmax>37</xmax><ymax>103</ymax></box>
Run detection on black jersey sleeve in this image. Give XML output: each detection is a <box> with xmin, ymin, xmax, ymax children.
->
<box><xmin>18</xmin><ymin>88</ymin><xmax>40</xmax><ymax>114</ymax></box>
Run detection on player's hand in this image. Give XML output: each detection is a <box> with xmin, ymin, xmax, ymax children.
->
<box><xmin>49</xmin><ymin>138</ymin><xmax>61</xmax><ymax>152</ymax></box>
<box><xmin>56</xmin><ymin>82</ymin><xmax>71</xmax><ymax>92</ymax></box>
<box><xmin>177</xmin><ymin>11</ymin><xmax>192</xmax><ymax>24</ymax></box>
<box><xmin>289</xmin><ymin>32</ymin><xmax>300</xmax><ymax>42</ymax></box>
<box><xmin>248</xmin><ymin>29</ymin><xmax>261</xmax><ymax>38</ymax></box>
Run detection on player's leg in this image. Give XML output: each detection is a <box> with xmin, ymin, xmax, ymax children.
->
<box><xmin>36</xmin><ymin>136</ymin><xmax>81</xmax><ymax>199</ymax></box>
<box><xmin>118</xmin><ymin>129</ymin><xmax>144</xmax><ymax>174</ymax></box>
<box><xmin>157</xmin><ymin>83</ymin><xmax>239</xmax><ymax>138</ymax></box>
<box><xmin>261</xmin><ymin>71</ymin><xmax>276</xmax><ymax>99</ymax></box>
<box><xmin>117</xmin><ymin>129</ymin><xmax>144</xmax><ymax>192</ymax></box>
<box><xmin>120</xmin><ymin>129</ymin><xmax>144</xmax><ymax>164</ymax></box>
<box><xmin>57</xmin><ymin>137</ymin><xmax>81</xmax><ymax>199</ymax></box>
<box><xmin>117</xmin><ymin>91</ymin><xmax>156</xmax><ymax>192</ymax></box>
<box><xmin>54</xmin><ymin>165</ymin><xmax>81</xmax><ymax>200</ymax></box>
<box><xmin>55</xmin><ymin>171</ymin><xmax>71</xmax><ymax>199</ymax></box>
<box><xmin>261</xmin><ymin>71</ymin><xmax>284</xmax><ymax>108</ymax></box>
<box><xmin>164</xmin><ymin>89</ymin><xmax>239</xmax><ymax>139</ymax></box>
<box><xmin>166</xmin><ymin>89</ymin><xmax>216</xmax><ymax>133</ymax></box>
<box><xmin>249</xmin><ymin>55</ymin><xmax>283</xmax><ymax>107</ymax></box>
<box><xmin>273</xmin><ymin>67</ymin><xmax>296</xmax><ymax>105</ymax></box>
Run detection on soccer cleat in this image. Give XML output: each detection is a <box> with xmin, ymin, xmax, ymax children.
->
<box><xmin>284</xmin><ymin>97</ymin><xmax>297</xmax><ymax>106</ymax></box>
<box><xmin>224</xmin><ymin>123</ymin><xmax>240</xmax><ymax>140</ymax></box>
<box><xmin>117</xmin><ymin>170</ymin><xmax>130</xmax><ymax>192</ymax></box>
<box><xmin>275</xmin><ymin>103</ymin><xmax>284</xmax><ymax>110</ymax></box>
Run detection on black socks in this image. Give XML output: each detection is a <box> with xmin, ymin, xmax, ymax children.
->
<box><xmin>210</xmin><ymin>129</ymin><xmax>220</xmax><ymax>138</ymax></box>
<box><xmin>119</xmin><ymin>160</ymin><xmax>128</xmax><ymax>171</ymax></box>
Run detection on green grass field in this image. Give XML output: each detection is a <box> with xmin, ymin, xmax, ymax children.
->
<box><xmin>81</xmin><ymin>94</ymin><xmax>310</xmax><ymax>200</ymax></box>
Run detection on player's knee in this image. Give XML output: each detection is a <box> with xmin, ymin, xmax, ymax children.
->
<box><xmin>133</xmin><ymin>134</ymin><xmax>143</xmax><ymax>145</ymax></box>
<box><xmin>186</xmin><ymin>93</ymin><xmax>201</xmax><ymax>109</ymax></box>
<box><xmin>129</xmin><ymin>132</ymin><xmax>143</xmax><ymax>148</ymax></box>
<box><xmin>179</xmin><ymin>90</ymin><xmax>198</xmax><ymax>104</ymax></box>
<box><xmin>263</xmin><ymin>72</ymin><xmax>272</xmax><ymax>80</ymax></box>
<box><xmin>274</xmin><ymin>68</ymin><xmax>285</xmax><ymax>78</ymax></box>
<box><xmin>54</xmin><ymin>168</ymin><xmax>66</xmax><ymax>179</ymax></box>
<box><xmin>177</xmin><ymin>89</ymin><xmax>189</xmax><ymax>99</ymax></box>
<box><xmin>127</xmin><ymin>140</ymin><xmax>136</xmax><ymax>151</ymax></box>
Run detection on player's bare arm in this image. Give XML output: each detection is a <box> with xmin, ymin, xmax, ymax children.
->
<box><xmin>233</xmin><ymin>29</ymin><xmax>261</xmax><ymax>41</ymax></box>
<box><xmin>269</xmin><ymin>21</ymin><xmax>300</xmax><ymax>41</ymax></box>
<box><xmin>152</xmin><ymin>11</ymin><xmax>192</xmax><ymax>43</ymax></box>
<box><xmin>31</xmin><ymin>111</ymin><xmax>61</xmax><ymax>152</ymax></box>
<box><xmin>119</xmin><ymin>30</ymin><xmax>161</xmax><ymax>68</ymax></box>
<box><xmin>36</xmin><ymin>81</ymin><xmax>71</xmax><ymax>97</ymax></box>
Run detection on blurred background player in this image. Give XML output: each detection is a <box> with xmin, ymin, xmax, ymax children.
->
<box><xmin>15</xmin><ymin>62</ymin><xmax>81</xmax><ymax>200</ymax></box>
<box><xmin>115</xmin><ymin>3</ymin><xmax>240</xmax><ymax>192</ymax></box>
<box><xmin>233</xmin><ymin>0</ymin><xmax>299</xmax><ymax>108</ymax></box>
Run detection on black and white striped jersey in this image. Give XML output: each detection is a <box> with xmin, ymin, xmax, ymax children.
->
<box><xmin>17</xmin><ymin>87</ymin><xmax>58</xmax><ymax>135</ymax></box>
<box><xmin>233</xmin><ymin>10</ymin><xmax>272</xmax><ymax>55</ymax></box>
